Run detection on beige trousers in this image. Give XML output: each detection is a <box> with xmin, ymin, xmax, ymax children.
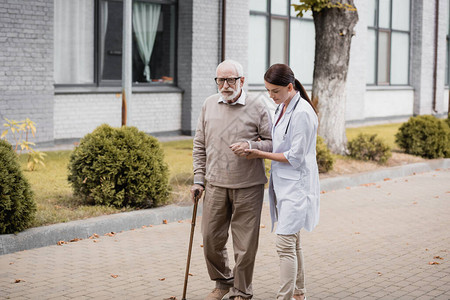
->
<box><xmin>202</xmin><ymin>183</ymin><xmax>264</xmax><ymax>299</ymax></box>
<box><xmin>276</xmin><ymin>231</ymin><xmax>306</xmax><ymax>300</ymax></box>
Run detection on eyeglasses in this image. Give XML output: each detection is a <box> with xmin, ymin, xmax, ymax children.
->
<box><xmin>214</xmin><ymin>77</ymin><xmax>241</xmax><ymax>86</ymax></box>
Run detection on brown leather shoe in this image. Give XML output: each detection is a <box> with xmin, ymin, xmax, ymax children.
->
<box><xmin>204</xmin><ymin>288</ymin><xmax>230</xmax><ymax>300</ymax></box>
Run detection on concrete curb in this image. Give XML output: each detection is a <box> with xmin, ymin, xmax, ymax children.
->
<box><xmin>1</xmin><ymin>159</ymin><xmax>448</xmax><ymax>256</ymax></box>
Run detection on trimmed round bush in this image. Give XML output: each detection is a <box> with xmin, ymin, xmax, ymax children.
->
<box><xmin>316</xmin><ymin>136</ymin><xmax>334</xmax><ymax>173</ymax></box>
<box><xmin>395</xmin><ymin>115</ymin><xmax>450</xmax><ymax>159</ymax></box>
<box><xmin>0</xmin><ymin>139</ymin><xmax>36</xmax><ymax>234</ymax></box>
<box><xmin>68</xmin><ymin>124</ymin><xmax>170</xmax><ymax>208</ymax></box>
<box><xmin>348</xmin><ymin>133</ymin><xmax>392</xmax><ymax>164</ymax></box>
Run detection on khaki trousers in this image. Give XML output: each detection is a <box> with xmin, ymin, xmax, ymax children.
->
<box><xmin>276</xmin><ymin>232</ymin><xmax>306</xmax><ymax>300</ymax></box>
<box><xmin>202</xmin><ymin>183</ymin><xmax>264</xmax><ymax>299</ymax></box>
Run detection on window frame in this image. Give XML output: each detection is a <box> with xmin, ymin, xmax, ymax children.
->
<box><xmin>367</xmin><ymin>0</ymin><xmax>411</xmax><ymax>86</ymax></box>
<box><xmin>249</xmin><ymin>0</ymin><xmax>315</xmax><ymax>87</ymax></box>
<box><xmin>54</xmin><ymin>0</ymin><xmax>178</xmax><ymax>93</ymax></box>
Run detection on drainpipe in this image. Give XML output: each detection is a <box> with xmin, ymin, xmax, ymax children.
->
<box><xmin>432</xmin><ymin>0</ymin><xmax>439</xmax><ymax>114</ymax></box>
<box><xmin>221</xmin><ymin>0</ymin><xmax>226</xmax><ymax>62</ymax></box>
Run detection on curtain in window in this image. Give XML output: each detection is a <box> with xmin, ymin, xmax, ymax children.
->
<box><xmin>132</xmin><ymin>2</ymin><xmax>161</xmax><ymax>82</ymax></box>
<box><xmin>54</xmin><ymin>0</ymin><xmax>94</xmax><ymax>84</ymax></box>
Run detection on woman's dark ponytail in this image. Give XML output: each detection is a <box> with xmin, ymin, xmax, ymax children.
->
<box><xmin>294</xmin><ymin>79</ymin><xmax>317</xmax><ymax>114</ymax></box>
<box><xmin>265</xmin><ymin>64</ymin><xmax>317</xmax><ymax>114</ymax></box>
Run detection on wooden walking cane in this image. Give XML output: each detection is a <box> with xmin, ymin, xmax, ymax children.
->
<box><xmin>182</xmin><ymin>189</ymin><xmax>201</xmax><ymax>300</ymax></box>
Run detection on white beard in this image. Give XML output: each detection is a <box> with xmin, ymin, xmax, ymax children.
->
<box><xmin>219</xmin><ymin>85</ymin><xmax>241</xmax><ymax>101</ymax></box>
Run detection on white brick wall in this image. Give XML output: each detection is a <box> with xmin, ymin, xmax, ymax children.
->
<box><xmin>0</xmin><ymin>0</ymin><xmax>54</xmax><ymax>143</ymax></box>
<box><xmin>54</xmin><ymin>93</ymin><xmax>182</xmax><ymax>140</ymax></box>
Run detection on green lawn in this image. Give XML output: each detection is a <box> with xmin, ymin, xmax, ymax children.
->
<box><xmin>346</xmin><ymin>123</ymin><xmax>402</xmax><ymax>150</ymax></box>
<box><xmin>17</xmin><ymin>123</ymin><xmax>403</xmax><ymax>228</ymax></box>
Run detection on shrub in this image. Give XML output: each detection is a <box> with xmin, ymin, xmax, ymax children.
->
<box><xmin>316</xmin><ymin>136</ymin><xmax>334</xmax><ymax>173</ymax></box>
<box><xmin>68</xmin><ymin>124</ymin><xmax>170</xmax><ymax>208</ymax></box>
<box><xmin>348</xmin><ymin>133</ymin><xmax>392</xmax><ymax>164</ymax></box>
<box><xmin>446</xmin><ymin>113</ymin><xmax>450</xmax><ymax>129</ymax></box>
<box><xmin>0</xmin><ymin>139</ymin><xmax>36</xmax><ymax>234</ymax></box>
<box><xmin>395</xmin><ymin>115</ymin><xmax>450</xmax><ymax>159</ymax></box>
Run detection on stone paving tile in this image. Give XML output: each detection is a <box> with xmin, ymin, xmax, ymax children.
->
<box><xmin>0</xmin><ymin>169</ymin><xmax>449</xmax><ymax>299</ymax></box>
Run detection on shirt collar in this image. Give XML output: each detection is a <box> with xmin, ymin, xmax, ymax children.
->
<box><xmin>218</xmin><ymin>89</ymin><xmax>246</xmax><ymax>105</ymax></box>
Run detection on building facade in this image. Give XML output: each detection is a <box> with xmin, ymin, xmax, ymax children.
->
<box><xmin>0</xmin><ymin>0</ymin><xmax>449</xmax><ymax>145</ymax></box>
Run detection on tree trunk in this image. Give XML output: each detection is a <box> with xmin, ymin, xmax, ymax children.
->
<box><xmin>312</xmin><ymin>0</ymin><xmax>358</xmax><ymax>155</ymax></box>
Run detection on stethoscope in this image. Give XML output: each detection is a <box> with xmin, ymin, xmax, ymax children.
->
<box><xmin>274</xmin><ymin>97</ymin><xmax>300</xmax><ymax>140</ymax></box>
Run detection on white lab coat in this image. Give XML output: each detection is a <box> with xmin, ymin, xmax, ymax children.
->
<box><xmin>268</xmin><ymin>92</ymin><xmax>320</xmax><ymax>234</ymax></box>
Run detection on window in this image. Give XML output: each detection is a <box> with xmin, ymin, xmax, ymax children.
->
<box><xmin>54</xmin><ymin>0</ymin><xmax>176</xmax><ymax>87</ymax></box>
<box><xmin>248</xmin><ymin>0</ymin><xmax>315</xmax><ymax>85</ymax></box>
<box><xmin>367</xmin><ymin>0</ymin><xmax>411</xmax><ymax>85</ymax></box>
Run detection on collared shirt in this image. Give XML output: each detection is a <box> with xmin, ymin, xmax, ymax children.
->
<box><xmin>218</xmin><ymin>90</ymin><xmax>247</xmax><ymax>105</ymax></box>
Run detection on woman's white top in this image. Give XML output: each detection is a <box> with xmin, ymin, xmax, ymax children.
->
<box><xmin>269</xmin><ymin>92</ymin><xmax>320</xmax><ymax>234</ymax></box>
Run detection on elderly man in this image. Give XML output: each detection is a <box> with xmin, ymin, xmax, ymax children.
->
<box><xmin>190</xmin><ymin>60</ymin><xmax>272</xmax><ymax>300</ymax></box>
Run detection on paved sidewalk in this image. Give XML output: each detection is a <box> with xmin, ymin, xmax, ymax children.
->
<box><xmin>0</xmin><ymin>169</ymin><xmax>449</xmax><ymax>299</ymax></box>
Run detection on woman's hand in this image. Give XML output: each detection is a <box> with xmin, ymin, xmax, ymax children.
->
<box><xmin>244</xmin><ymin>148</ymin><xmax>263</xmax><ymax>159</ymax></box>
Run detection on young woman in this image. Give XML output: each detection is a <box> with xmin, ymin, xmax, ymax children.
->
<box><xmin>245</xmin><ymin>64</ymin><xmax>320</xmax><ymax>300</ymax></box>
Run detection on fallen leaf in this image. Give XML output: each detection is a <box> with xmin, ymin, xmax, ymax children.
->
<box><xmin>9</xmin><ymin>262</ymin><xmax>14</xmax><ymax>265</ymax></box>
<box><xmin>383</xmin><ymin>178</ymin><xmax>391</xmax><ymax>181</ymax></box>
<box><xmin>320</xmin><ymin>190</ymin><xmax>326</xmax><ymax>194</ymax></box>
<box><xmin>360</xmin><ymin>183</ymin><xmax>376</xmax><ymax>187</ymax></box>
<box><xmin>178</xmin><ymin>220</ymin><xmax>183</xmax><ymax>223</ymax></box>
<box><xmin>356</xmin><ymin>250</ymin><xmax>360</xmax><ymax>252</ymax></box>
<box><xmin>188</xmin><ymin>273</ymin><xmax>194</xmax><ymax>276</ymax></box>
<box><xmin>93</xmin><ymin>240</ymin><xmax>99</xmax><ymax>243</ymax></box>
<box><xmin>105</xmin><ymin>232</ymin><xmax>116</xmax><ymax>237</ymax></box>
<box><xmin>377</xmin><ymin>272</ymin><xmax>382</xmax><ymax>276</ymax></box>
<box><xmin>57</xmin><ymin>241</ymin><xmax>66</xmax><ymax>246</ymax></box>
<box><xmin>89</xmin><ymin>233</ymin><xmax>100</xmax><ymax>239</ymax></box>
<box><xmin>354</xmin><ymin>232</ymin><xmax>360</xmax><ymax>234</ymax></box>
<box><xmin>412</xmin><ymin>201</ymin><xmax>417</xmax><ymax>204</ymax></box>
<box><xmin>163</xmin><ymin>219</ymin><xmax>168</xmax><ymax>224</ymax></box>
<box><xmin>260</xmin><ymin>224</ymin><xmax>266</xmax><ymax>228</ymax></box>
<box><xmin>159</xmin><ymin>278</ymin><xmax>166</xmax><ymax>281</ymax></box>
<box><xmin>429</xmin><ymin>261</ymin><xmax>440</xmax><ymax>265</ymax></box>
<box><xmin>200</xmin><ymin>244</ymin><xmax>204</xmax><ymax>248</ymax></box>
<box><xmin>425</xmin><ymin>248</ymin><xmax>429</xmax><ymax>251</ymax></box>
<box><xmin>142</xmin><ymin>225</ymin><xmax>147</xmax><ymax>228</ymax></box>
<box><xmin>376</xmin><ymin>185</ymin><xmax>381</xmax><ymax>188</ymax></box>
<box><xmin>14</xmin><ymin>279</ymin><xmax>23</xmax><ymax>283</ymax></box>
<box><xmin>433</xmin><ymin>256</ymin><xmax>444</xmax><ymax>260</ymax></box>
<box><xmin>435</xmin><ymin>169</ymin><xmax>441</xmax><ymax>171</ymax></box>
<box><xmin>70</xmin><ymin>238</ymin><xmax>82</xmax><ymax>243</ymax></box>
<box><xmin>163</xmin><ymin>297</ymin><xmax>177</xmax><ymax>300</ymax></box>
<box><xmin>111</xmin><ymin>274</ymin><xmax>119</xmax><ymax>278</ymax></box>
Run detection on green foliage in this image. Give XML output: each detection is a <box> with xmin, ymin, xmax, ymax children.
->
<box><xmin>316</xmin><ymin>135</ymin><xmax>334</xmax><ymax>173</ymax></box>
<box><xmin>68</xmin><ymin>124</ymin><xmax>170</xmax><ymax>208</ymax></box>
<box><xmin>348</xmin><ymin>133</ymin><xmax>392</xmax><ymax>164</ymax></box>
<box><xmin>292</xmin><ymin>0</ymin><xmax>356</xmax><ymax>17</ymax></box>
<box><xmin>446</xmin><ymin>113</ymin><xmax>450</xmax><ymax>128</ymax></box>
<box><xmin>395</xmin><ymin>115</ymin><xmax>450</xmax><ymax>159</ymax></box>
<box><xmin>1</xmin><ymin>118</ymin><xmax>46</xmax><ymax>171</ymax></box>
<box><xmin>0</xmin><ymin>139</ymin><xmax>36</xmax><ymax>234</ymax></box>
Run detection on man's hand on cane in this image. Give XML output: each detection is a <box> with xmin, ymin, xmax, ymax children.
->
<box><xmin>190</xmin><ymin>184</ymin><xmax>204</xmax><ymax>203</ymax></box>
